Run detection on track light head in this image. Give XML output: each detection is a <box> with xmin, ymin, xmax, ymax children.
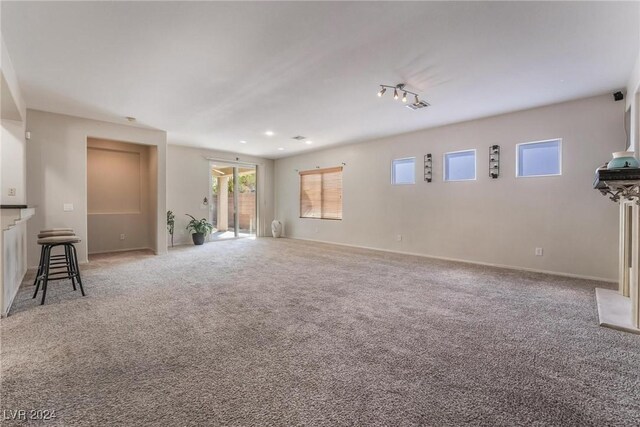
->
<box><xmin>377</xmin><ymin>83</ymin><xmax>426</xmax><ymax>109</ymax></box>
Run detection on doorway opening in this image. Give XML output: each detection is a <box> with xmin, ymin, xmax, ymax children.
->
<box><xmin>86</xmin><ymin>138</ymin><xmax>158</xmax><ymax>256</ymax></box>
<box><xmin>210</xmin><ymin>161</ymin><xmax>257</xmax><ymax>241</ymax></box>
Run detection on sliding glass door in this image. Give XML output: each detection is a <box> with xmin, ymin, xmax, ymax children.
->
<box><xmin>210</xmin><ymin>162</ymin><xmax>257</xmax><ymax>240</ymax></box>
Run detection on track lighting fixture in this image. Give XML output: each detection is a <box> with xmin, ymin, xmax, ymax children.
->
<box><xmin>377</xmin><ymin>83</ymin><xmax>425</xmax><ymax>107</ymax></box>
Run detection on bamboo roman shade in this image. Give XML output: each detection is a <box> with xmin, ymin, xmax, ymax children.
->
<box><xmin>299</xmin><ymin>166</ymin><xmax>343</xmax><ymax>220</ymax></box>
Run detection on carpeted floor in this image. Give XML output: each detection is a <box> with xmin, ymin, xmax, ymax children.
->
<box><xmin>1</xmin><ymin>238</ymin><xmax>639</xmax><ymax>426</ymax></box>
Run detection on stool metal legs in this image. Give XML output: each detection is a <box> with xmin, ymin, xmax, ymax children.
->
<box><xmin>33</xmin><ymin>245</ymin><xmax>70</xmax><ymax>291</ymax></box>
<box><xmin>64</xmin><ymin>245</ymin><xmax>77</xmax><ymax>291</ymax></box>
<box><xmin>32</xmin><ymin>245</ymin><xmax>45</xmax><ymax>287</ymax></box>
<box><xmin>69</xmin><ymin>244</ymin><xmax>85</xmax><ymax>296</ymax></box>
<box><xmin>40</xmin><ymin>244</ymin><xmax>51</xmax><ymax>305</ymax></box>
<box><xmin>33</xmin><ymin>242</ymin><xmax>85</xmax><ymax>304</ymax></box>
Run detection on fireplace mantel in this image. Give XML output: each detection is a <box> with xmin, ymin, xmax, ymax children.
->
<box><xmin>594</xmin><ymin>167</ymin><xmax>640</xmax><ymax>204</ymax></box>
<box><xmin>593</xmin><ymin>167</ymin><xmax>640</xmax><ymax>334</ymax></box>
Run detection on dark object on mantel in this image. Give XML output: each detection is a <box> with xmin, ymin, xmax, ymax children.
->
<box><xmin>0</xmin><ymin>205</ymin><xmax>28</xmax><ymax>209</ymax></box>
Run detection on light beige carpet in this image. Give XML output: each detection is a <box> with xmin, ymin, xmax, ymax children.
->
<box><xmin>1</xmin><ymin>238</ymin><xmax>639</xmax><ymax>426</ymax></box>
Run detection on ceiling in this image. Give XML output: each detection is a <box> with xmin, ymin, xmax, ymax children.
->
<box><xmin>2</xmin><ymin>2</ymin><xmax>638</xmax><ymax>159</ymax></box>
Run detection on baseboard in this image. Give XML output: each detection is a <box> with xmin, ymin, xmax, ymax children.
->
<box><xmin>286</xmin><ymin>236</ymin><xmax>616</xmax><ymax>283</ymax></box>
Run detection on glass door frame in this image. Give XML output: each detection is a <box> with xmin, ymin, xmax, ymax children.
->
<box><xmin>208</xmin><ymin>159</ymin><xmax>259</xmax><ymax>239</ymax></box>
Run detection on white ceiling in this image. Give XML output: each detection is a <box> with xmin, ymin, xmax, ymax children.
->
<box><xmin>2</xmin><ymin>1</ymin><xmax>638</xmax><ymax>159</ymax></box>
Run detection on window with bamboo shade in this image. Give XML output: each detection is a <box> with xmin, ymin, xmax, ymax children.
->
<box><xmin>299</xmin><ymin>166</ymin><xmax>343</xmax><ymax>220</ymax></box>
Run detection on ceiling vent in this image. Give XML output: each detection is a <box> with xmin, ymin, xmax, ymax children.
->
<box><xmin>292</xmin><ymin>135</ymin><xmax>306</xmax><ymax>140</ymax></box>
<box><xmin>405</xmin><ymin>100</ymin><xmax>431</xmax><ymax>111</ymax></box>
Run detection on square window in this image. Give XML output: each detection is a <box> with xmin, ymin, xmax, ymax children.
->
<box><xmin>517</xmin><ymin>139</ymin><xmax>561</xmax><ymax>177</ymax></box>
<box><xmin>444</xmin><ymin>150</ymin><xmax>476</xmax><ymax>181</ymax></box>
<box><xmin>299</xmin><ymin>167</ymin><xmax>343</xmax><ymax>220</ymax></box>
<box><xmin>392</xmin><ymin>158</ymin><xmax>415</xmax><ymax>185</ymax></box>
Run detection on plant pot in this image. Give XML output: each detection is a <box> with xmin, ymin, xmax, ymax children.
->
<box><xmin>192</xmin><ymin>233</ymin><xmax>205</xmax><ymax>245</ymax></box>
<box><xmin>607</xmin><ymin>151</ymin><xmax>640</xmax><ymax>170</ymax></box>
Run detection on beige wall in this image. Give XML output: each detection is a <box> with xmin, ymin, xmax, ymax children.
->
<box><xmin>87</xmin><ymin>138</ymin><xmax>156</xmax><ymax>254</ymax></box>
<box><xmin>25</xmin><ymin>109</ymin><xmax>167</xmax><ymax>266</ymax></box>
<box><xmin>275</xmin><ymin>94</ymin><xmax>623</xmax><ymax>281</ymax></box>
<box><xmin>167</xmin><ymin>145</ymin><xmax>274</xmax><ymax>246</ymax></box>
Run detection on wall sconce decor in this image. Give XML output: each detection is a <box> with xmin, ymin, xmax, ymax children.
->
<box><xmin>489</xmin><ymin>145</ymin><xmax>500</xmax><ymax>179</ymax></box>
<box><xmin>424</xmin><ymin>154</ymin><xmax>433</xmax><ymax>182</ymax></box>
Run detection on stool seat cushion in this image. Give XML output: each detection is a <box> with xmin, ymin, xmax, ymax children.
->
<box><xmin>38</xmin><ymin>231</ymin><xmax>76</xmax><ymax>238</ymax></box>
<box><xmin>38</xmin><ymin>236</ymin><xmax>81</xmax><ymax>245</ymax></box>
<box><xmin>40</xmin><ymin>228</ymin><xmax>74</xmax><ymax>233</ymax></box>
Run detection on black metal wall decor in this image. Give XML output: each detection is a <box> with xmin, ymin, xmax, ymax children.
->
<box><xmin>489</xmin><ymin>145</ymin><xmax>500</xmax><ymax>179</ymax></box>
<box><xmin>424</xmin><ymin>154</ymin><xmax>433</xmax><ymax>182</ymax></box>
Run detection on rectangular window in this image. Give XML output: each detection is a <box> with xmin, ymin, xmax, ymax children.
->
<box><xmin>517</xmin><ymin>139</ymin><xmax>561</xmax><ymax>177</ymax></box>
<box><xmin>392</xmin><ymin>158</ymin><xmax>415</xmax><ymax>185</ymax></box>
<box><xmin>444</xmin><ymin>150</ymin><xmax>476</xmax><ymax>181</ymax></box>
<box><xmin>300</xmin><ymin>167</ymin><xmax>343</xmax><ymax>220</ymax></box>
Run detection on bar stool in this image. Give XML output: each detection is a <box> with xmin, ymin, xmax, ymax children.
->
<box><xmin>33</xmin><ymin>234</ymin><xmax>85</xmax><ymax>305</ymax></box>
<box><xmin>32</xmin><ymin>228</ymin><xmax>76</xmax><ymax>288</ymax></box>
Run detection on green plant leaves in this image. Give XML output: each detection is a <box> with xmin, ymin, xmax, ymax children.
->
<box><xmin>185</xmin><ymin>214</ymin><xmax>214</xmax><ymax>236</ymax></box>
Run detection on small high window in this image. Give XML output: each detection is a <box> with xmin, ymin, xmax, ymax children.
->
<box><xmin>392</xmin><ymin>158</ymin><xmax>415</xmax><ymax>185</ymax></box>
<box><xmin>444</xmin><ymin>150</ymin><xmax>476</xmax><ymax>182</ymax></box>
<box><xmin>517</xmin><ymin>139</ymin><xmax>562</xmax><ymax>177</ymax></box>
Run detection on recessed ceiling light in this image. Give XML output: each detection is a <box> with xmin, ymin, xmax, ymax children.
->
<box><xmin>278</xmin><ymin>147</ymin><xmax>284</xmax><ymax>151</ymax></box>
<box><xmin>305</xmin><ymin>140</ymin><xmax>313</xmax><ymax>145</ymax></box>
<box><xmin>240</xmin><ymin>140</ymin><xmax>247</xmax><ymax>144</ymax></box>
<box><xmin>265</xmin><ymin>130</ymin><xmax>275</xmax><ymax>136</ymax></box>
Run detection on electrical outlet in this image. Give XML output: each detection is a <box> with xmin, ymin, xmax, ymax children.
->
<box><xmin>396</xmin><ymin>234</ymin><xmax>402</xmax><ymax>241</ymax></box>
<box><xmin>120</xmin><ymin>234</ymin><xmax>126</xmax><ymax>240</ymax></box>
<box><xmin>8</xmin><ymin>188</ymin><xmax>16</xmax><ymax>196</ymax></box>
<box><xmin>535</xmin><ymin>248</ymin><xmax>543</xmax><ymax>256</ymax></box>
<box><xmin>63</xmin><ymin>203</ymin><xmax>74</xmax><ymax>212</ymax></box>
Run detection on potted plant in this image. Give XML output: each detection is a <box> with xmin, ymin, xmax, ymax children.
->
<box><xmin>185</xmin><ymin>214</ymin><xmax>214</xmax><ymax>245</ymax></box>
<box><xmin>167</xmin><ymin>210</ymin><xmax>175</xmax><ymax>247</ymax></box>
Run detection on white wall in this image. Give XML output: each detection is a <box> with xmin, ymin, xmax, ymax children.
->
<box><xmin>1</xmin><ymin>38</ymin><xmax>27</xmax><ymax>205</ymax></box>
<box><xmin>167</xmin><ymin>145</ymin><xmax>274</xmax><ymax>245</ymax></box>
<box><xmin>627</xmin><ymin>22</ymin><xmax>640</xmax><ymax>153</ymax></box>
<box><xmin>275</xmin><ymin>95</ymin><xmax>623</xmax><ymax>281</ymax></box>
<box><xmin>0</xmin><ymin>36</ymin><xmax>29</xmax><ymax>316</ymax></box>
<box><xmin>25</xmin><ymin>110</ymin><xmax>168</xmax><ymax>266</ymax></box>
<box><xmin>1</xmin><ymin>119</ymin><xmax>26</xmax><ymax>205</ymax></box>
